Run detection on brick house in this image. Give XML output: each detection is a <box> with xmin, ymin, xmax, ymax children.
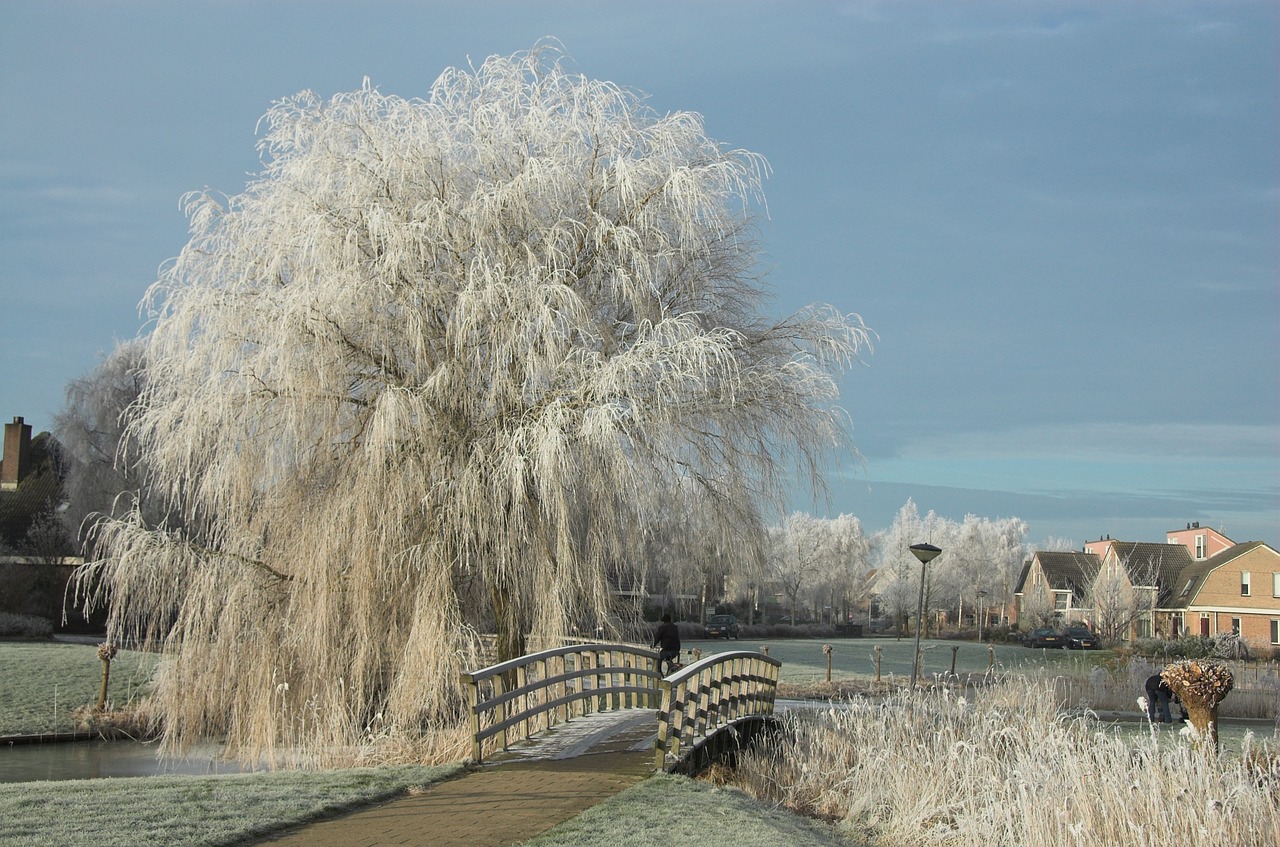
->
<box><xmin>1014</xmin><ymin>551</ymin><xmax>1099</xmax><ymax>625</ymax></box>
<box><xmin>1166</xmin><ymin>541</ymin><xmax>1280</xmax><ymax>647</ymax></box>
<box><xmin>1015</xmin><ymin>527</ymin><xmax>1280</xmax><ymax>650</ymax></box>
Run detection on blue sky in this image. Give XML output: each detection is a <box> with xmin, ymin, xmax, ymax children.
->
<box><xmin>1</xmin><ymin>1</ymin><xmax>1275</xmax><ymax>547</ymax></box>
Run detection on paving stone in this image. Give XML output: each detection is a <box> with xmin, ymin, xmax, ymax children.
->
<box><xmin>255</xmin><ymin>711</ymin><xmax>656</xmax><ymax>847</ymax></box>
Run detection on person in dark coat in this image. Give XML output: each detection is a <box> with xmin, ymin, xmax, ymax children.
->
<box><xmin>1144</xmin><ymin>672</ymin><xmax>1174</xmax><ymax>723</ymax></box>
<box><xmin>651</xmin><ymin>613</ymin><xmax>681</xmax><ymax>675</ymax></box>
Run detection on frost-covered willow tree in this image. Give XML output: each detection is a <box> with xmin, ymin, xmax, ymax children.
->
<box><xmin>78</xmin><ymin>46</ymin><xmax>869</xmax><ymax>760</ymax></box>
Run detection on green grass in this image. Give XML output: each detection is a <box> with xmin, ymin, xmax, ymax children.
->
<box><xmin>0</xmin><ymin>763</ymin><xmax>462</xmax><ymax>847</ymax></box>
<box><xmin>0</xmin><ymin>642</ymin><xmax>159</xmax><ymax>736</ymax></box>
<box><xmin>521</xmin><ymin>773</ymin><xmax>857</xmax><ymax>847</ymax></box>
<box><xmin>685</xmin><ymin>635</ymin><xmax>1113</xmax><ymax>682</ymax></box>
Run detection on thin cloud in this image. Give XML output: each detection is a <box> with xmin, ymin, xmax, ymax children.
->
<box><xmin>900</xmin><ymin>423</ymin><xmax>1276</xmax><ymax>462</ymax></box>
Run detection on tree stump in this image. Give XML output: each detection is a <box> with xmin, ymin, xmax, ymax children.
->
<box><xmin>1161</xmin><ymin>661</ymin><xmax>1234</xmax><ymax>749</ymax></box>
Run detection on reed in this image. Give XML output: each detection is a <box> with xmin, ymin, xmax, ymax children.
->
<box><xmin>728</xmin><ymin>678</ymin><xmax>1279</xmax><ymax>846</ymax></box>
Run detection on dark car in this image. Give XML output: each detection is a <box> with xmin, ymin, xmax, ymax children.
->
<box><xmin>1022</xmin><ymin>627</ymin><xmax>1066</xmax><ymax>648</ymax></box>
<box><xmin>1063</xmin><ymin>626</ymin><xmax>1100</xmax><ymax>650</ymax></box>
<box><xmin>704</xmin><ymin>614</ymin><xmax>740</xmax><ymax>639</ymax></box>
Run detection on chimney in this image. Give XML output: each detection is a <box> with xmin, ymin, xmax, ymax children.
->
<box><xmin>1</xmin><ymin>416</ymin><xmax>32</xmax><ymax>491</ymax></box>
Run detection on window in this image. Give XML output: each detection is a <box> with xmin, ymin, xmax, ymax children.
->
<box><xmin>1054</xmin><ymin>592</ymin><xmax>1069</xmax><ymax>610</ymax></box>
<box><xmin>1241</xmin><ymin>571</ymin><xmax>1251</xmax><ymax>597</ymax></box>
<box><xmin>1272</xmin><ymin>620</ymin><xmax>1279</xmax><ymax>645</ymax></box>
<box><xmin>1231</xmin><ymin>618</ymin><xmax>1241</xmax><ymax>635</ymax></box>
<box><xmin>1195</xmin><ymin>535</ymin><xmax>1206</xmax><ymax>558</ymax></box>
<box><xmin>1273</xmin><ymin>572</ymin><xmax>1279</xmax><ymax>598</ymax></box>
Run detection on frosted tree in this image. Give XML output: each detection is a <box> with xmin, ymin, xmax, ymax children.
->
<box><xmin>76</xmin><ymin>46</ymin><xmax>870</xmax><ymax>761</ymax></box>
<box><xmin>769</xmin><ymin>512</ymin><xmax>842</xmax><ymax>624</ymax></box>
<box><xmin>54</xmin><ymin>339</ymin><xmax>152</xmax><ymax>550</ymax></box>
<box><xmin>989</xmin><ymin>517</ymin><xmax>1029</xmax><ymax>627</ymax></box>
<box><xmin>799</xmin><ymin>513</ymin><xmax>869</xmax><ymax>624</ymax></box>
<box><xmin>871</xmin><ymin>499</ymin><xmax>950</xmax><ymax>636</ymax></box>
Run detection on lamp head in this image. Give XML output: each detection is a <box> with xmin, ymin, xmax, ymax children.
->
<box><xmin>909</xmin><ymin>542</ymin><xmax>942</xmax><ymax>565</ymax></box>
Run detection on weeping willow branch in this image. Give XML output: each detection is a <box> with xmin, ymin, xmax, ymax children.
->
<box><xmin>87</xmin><ymin>42</ymin><xmax>871</xmax><ymax>764</ymax></box>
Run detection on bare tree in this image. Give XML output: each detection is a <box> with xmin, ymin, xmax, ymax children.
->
<box><xmin>1088</xmin><ymin>550</ymin><xmax>1162</xmax><ymax>644</ymax></box>
<box><xmin>76</xmin><ymin>46</ymin><xmax>870</xmax><ymax>761</ymax></box>
<box><xmin>1019</xmin><ymin>580</ymin><xmax>1056</xmax><ymax>629</ymax></box>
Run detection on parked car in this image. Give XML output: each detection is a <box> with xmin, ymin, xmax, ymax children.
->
<box><xmin>704</xmin><ymin>614</ymin><xmax>740</xmax><ymax>639</ymax></box>
<box><xmin>1062</xmin><ymin>625</ymin><xmax>1100</xmax><ymax>650</ymax></box>
<box><xmin>1022</xmin><ymin>627</ymin><xmax>1066</xmax><ymax>648</ymax></box>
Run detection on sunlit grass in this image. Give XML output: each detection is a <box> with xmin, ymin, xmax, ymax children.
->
<box><xmin>0</xmin><ymin>642</ymin><xmax>159</xmax><ymax>736</ymax></box>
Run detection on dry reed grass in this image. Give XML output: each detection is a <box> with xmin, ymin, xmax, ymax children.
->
<box><xmin>729</xmin><ymin>679</ymin><xmax>1279</xmax><ymax>846</ymax></box>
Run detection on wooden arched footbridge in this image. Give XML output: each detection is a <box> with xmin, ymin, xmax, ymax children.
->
<box><xmin>460</xmin><ymin>643</ymin><xmax>782</xmax><ymax>772</ymax></box>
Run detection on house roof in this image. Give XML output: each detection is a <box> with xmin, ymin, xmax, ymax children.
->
<box><xmin>1020</xmin><ymin>551</ymin><xmax>1100</xmax><ymax>595</ymax></box>
<box><xmin>1013</xmin><ymin>560</ymin><xmax>1031</xmax><ymax>594</ymax></box>
<box><xmin>0</xmin><ymin>469</ymin><xmax>62</xmax><ymax>548</ymax></box>
<box><xmin>1169</xmin><ymin>541</ymin><xmax>1275</xmax><ymax>608</ymax></box>
<box><xmin>1106</xmin><ymin>541</ymin><xmax>1193</xmax><ymax>606</ymax></box>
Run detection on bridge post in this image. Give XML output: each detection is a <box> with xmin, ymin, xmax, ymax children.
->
<box><xmin>493</xmin><ymin>673</ymin><xmax>507</xmax><ymax>752</ymax></box>
<box><xmin>654</xmin><ymin>677</ymin><xmax>674</xmax><ymax>771</ymax></box>
<box><xmin>461</xmin><ymin>672</ymin><xmax>482</xmax><ymax>763</ymax></box>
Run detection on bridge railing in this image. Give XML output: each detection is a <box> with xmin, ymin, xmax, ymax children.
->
<box><xmin>654</xmin><ymin>650</ymin><xmax>782</xmax><ymax>771</ymax></box>
<box><xmin>460</xmin><ymin>642</ymin><xmax>662</xmax><ymax>763</ymax></box>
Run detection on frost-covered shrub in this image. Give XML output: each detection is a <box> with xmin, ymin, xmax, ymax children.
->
<box><xmin>1134</xmin><ymin>635</ymin><xmax>1218</xmax><ymax>660</ymax></box>
<box><xmin>0</xmin><ymin>613</ymin><xmax>53</xmax><ymax>638</ymax></box>
<box><xmin>1210</xmin><ymin>632</ymin><xmax>1251</xmax><ymax>659</ymax></box>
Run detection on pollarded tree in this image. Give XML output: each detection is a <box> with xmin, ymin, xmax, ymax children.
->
<box><xmin>77</xmin><ymin>45</ymin><xmax>870</xmax><ymax>761</ymax></box>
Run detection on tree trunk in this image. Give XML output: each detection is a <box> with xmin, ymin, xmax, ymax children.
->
<box><xmin>1182</xmin><ymin>699</ymin><xmax>1220</xmax><ymax>748</ymax></box>
<box><xmin>491</xmin><ymin>583</ymin><xmax>526</xmax><ymax>666</ymax></box>
<box><xmin>96</xmin><ymin>658</ymin><xmax>111</xmax><ymax>711</ymax></box>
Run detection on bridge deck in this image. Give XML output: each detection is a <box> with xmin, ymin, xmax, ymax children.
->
<box><xmin>489</xmin><ymin>707</ymin><xmax>657</xmax><ymax>761</ymax></box>
<box><xmin>255</xmin><ymin>711</ymin><xmax>656</xmax><ymax>847</ymax></box>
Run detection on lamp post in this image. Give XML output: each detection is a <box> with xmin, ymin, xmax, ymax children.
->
<box><xmin>908</xmin><ymin>542</ymin><xmax>942</xmax><ymax>690</ymax></box>
<box><xmin>976</xmin><ymin>590</ymin><xmax>988</xmax><ymax>643</ymax></box>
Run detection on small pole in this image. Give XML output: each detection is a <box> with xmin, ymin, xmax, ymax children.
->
<box><xmin>823</xmin><ymin>643</ymin><xmax>833</xmax><ymax>682</ymax></box>
<box><xmin>987</xmin><ymin>644</ymin><xmax>995</xmax><ymax>672</ymax></box>
<box><xmin>950</xmin><ymin>645</ymin><xmax>959</xmax><ymax>676</ymax></box>
<box><xmin>874</xmin><ymin>645</ymin><xmax>882</xmax><ymax>683</ymax></box>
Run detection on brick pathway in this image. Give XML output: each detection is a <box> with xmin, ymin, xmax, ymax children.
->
<box><xmin>255</xmin><ymin>710</ymin><xmax>657</xmax><ymax>847</ymax></box>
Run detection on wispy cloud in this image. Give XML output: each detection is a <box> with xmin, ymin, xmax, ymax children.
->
<box><xmin>899</xmin><ymin>423</ymin><xmax>1276</xmax><ymax>463</ymax></box>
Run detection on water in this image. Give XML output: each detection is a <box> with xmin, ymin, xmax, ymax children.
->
<box><xmin>0</xmin><ymin>740</ymin><xmax>254</xmax><ymax>783</ymax></box>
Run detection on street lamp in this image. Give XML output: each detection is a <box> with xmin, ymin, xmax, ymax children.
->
<box><xmin>908</xmin><ymin>542</ymin><xmax>942</xmax><ymax>690</ymax></box>
<box><xmin>976</xmin><ymin>590</ymin><xmax>988</xmax><ymax>643</ymax></box>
